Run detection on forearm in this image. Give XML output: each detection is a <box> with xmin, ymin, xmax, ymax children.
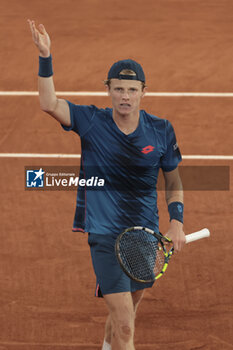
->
<box><xmin>164</xmin><ymin>176</ymin><xmax>185</xmax><ymax>251</ymax></box>
<box><xmin>38</xmin><ymin>51</ymin><xmax>57</xmax><ymax>112</ymax></box>
<box><xmin>38</xmin><ymin>75</ymin><xmax>57</xmax><ymax>112</ymax></box>
<box><xmin>165</xmin><ymin>178</ymin><xmax>183</xmax><ymax>205</ymax></box>
<box><xmin>38</xmin><ymin>72</ymin><xmax>70</xmax><ymax>125</ymax></box>
<box><xmin>164</xmin><ymin>168</ymin><xmax>184</xmax><ymax>224</ymax></box>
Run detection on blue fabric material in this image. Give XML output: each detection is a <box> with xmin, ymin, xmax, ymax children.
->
<box><xmin>107</xmin><ymin>59</ymin><xmax>146</xmax><ymax>82</ymax></box>
<box><xmin>88</xmin><ymin>232</ymin><xmax>154</xmax><ymax>297</ymax></box>
<box><xmin>168</xmin><ymin>201</ymin><xmax>184</xmax><ymax>223</ymax></box>
<box><xmin>62</xmin><ymin>102</ymin><xmax>182</xmax><ymax>234</ymax></box>
<box><xmin>38</xmin><ymin>55</ymin><xmax>53</xmax><ymax>77</ymax></box>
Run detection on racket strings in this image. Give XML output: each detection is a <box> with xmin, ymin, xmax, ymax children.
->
<box><xmin>118</xmin><ymin>229</ymin><xmax>165</xmax><ymax>282</ymax></box>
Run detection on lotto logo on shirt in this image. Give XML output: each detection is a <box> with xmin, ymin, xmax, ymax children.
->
<box><xmin>26</xmin><ymin>168</ymin><xmax>45</xmax><ymax>188</ymax></box>
<box><xmin>141</xmin><ymin>145</ymin><xmax>155</xmax><ymax>154</ymax></box>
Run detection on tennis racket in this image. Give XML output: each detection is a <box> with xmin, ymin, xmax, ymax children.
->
<box><xmin>115</xmin><ymin>227</ymin><xmax>210</xmax><ymax>283</ymax></box>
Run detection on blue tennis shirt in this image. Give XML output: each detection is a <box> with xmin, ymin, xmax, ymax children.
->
<box><xmin>62</xmin><ymin>102</ymin><xmax>182</xmax><ymax>234</ymax></box>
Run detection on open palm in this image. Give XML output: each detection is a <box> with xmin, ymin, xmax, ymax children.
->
<box><xmin>28</xmin><ymin>20</ymin><xmax>51</xmax><ymax>57</ymax></box>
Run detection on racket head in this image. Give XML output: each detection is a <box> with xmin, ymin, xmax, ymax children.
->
<box><xmin>115</xmin><ymin>226</ymin><xmax>174</xmax><ymax>283</ymax></box>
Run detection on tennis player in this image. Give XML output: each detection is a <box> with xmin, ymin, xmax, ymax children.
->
<box><xmin>28</xmin><ymin>20</ymin><xmax>186</xmax><ymax>350</ymax></box>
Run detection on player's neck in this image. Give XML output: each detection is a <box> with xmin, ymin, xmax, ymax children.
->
<box><xmin>112</xmin><ymin>110</ymin><xmax>140</xmax><ymax>135</ymax></box>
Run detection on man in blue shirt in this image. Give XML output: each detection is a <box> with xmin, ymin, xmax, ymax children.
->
<box><xmin>28</xmin><ymin>19</ymin><xmax>185</xmax><ymax>350</ymax></box>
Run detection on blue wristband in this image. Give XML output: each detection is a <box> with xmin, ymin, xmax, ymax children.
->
<box><xmin>38</xmin><ymin>55</ymin><xmax>53</xmax><ymax>77</ymax></box>
<box><xmin>168</xmin><ymin>202</ymin><xmax>184</xmax><ymax>223</ymax></box>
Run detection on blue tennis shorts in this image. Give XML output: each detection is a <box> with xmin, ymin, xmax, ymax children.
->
<box><xmin>88</xmin><ymin>232</ymin><xmax>155</xmax><ymax>298</ymax></box>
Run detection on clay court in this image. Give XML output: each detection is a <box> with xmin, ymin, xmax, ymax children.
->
<box><xmin>0</xmin><ymin>0</ymin><xmax>233</xmax><ymax>349</ymax></box>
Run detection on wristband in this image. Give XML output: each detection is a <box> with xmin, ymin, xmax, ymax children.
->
<box><xmin>38</xmin><ymin>54</ymin><xmax>53</xmax><ymax>77</ymax></box>
<box><xmin>168</xmin><ymin>201</ymin><xmax>184</xmax><ymax>224</ymax></box>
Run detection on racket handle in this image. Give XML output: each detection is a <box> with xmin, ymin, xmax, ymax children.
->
<box><xmin>185</xmin><ymin>228</ymin><xmax>210</xmax><ymax>244</ymax></box>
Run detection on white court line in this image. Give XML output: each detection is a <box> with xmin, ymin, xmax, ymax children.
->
<box><xmin>182</xmin><ymin>155</ymin><xmax>233</xmax><ymax>160</ymax></box>
<box><xmin>0</xmin><ymin>153</ymin><xmax>81</xmax><ymax>158</ymax></box>
<box><xmin>1</xmin><ymin>91</ymin><xmax>233</xmax><ymax>97</ymax></box>
<box><xmin>0</xmin><ymin>153</ymin><xmax>233</xmax><ymax>160</ymax></box>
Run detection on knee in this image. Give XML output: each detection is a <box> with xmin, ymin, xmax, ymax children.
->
<box><xmin>112</xmin><ymin>316</ymin><xmax>135</xmax><ymax>343</ymax></box>
<box><xmin>120</xmin><ymin>324</ymin><xmax>133</xmax><ymax>341</ymax></box>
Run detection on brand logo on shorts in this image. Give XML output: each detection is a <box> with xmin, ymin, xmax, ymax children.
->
<box><xmin>141</xmin><ymin>145</ymin><xmax>155</xmax><ymax>154</ymax></box>
<box><xmin>26</xmin><ymin>168</ymin><xmax>45</xmax><ymax>187</ymax></box>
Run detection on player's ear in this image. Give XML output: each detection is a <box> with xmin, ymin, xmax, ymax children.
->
<box><xmin>106</xmin><ymin>86</ymin><xmax>111</xmax><ymax>96</ymax></box>
<box><xmin>104</xmin><ymin>80</ymin><xmax>111</xmax><ymax>96</ymax></box>
<box><xmin>141</xmin><ymin>85</ymin><xmax>147</xmax><ymax>98</ymax></box>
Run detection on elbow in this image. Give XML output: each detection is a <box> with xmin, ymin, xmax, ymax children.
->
<box><xmin>40</xmin><ymin>106</ymin><xmax>51</xmax><ymax>113</ymax></box>
<box><xmin>40</xmin><ymin>99</ymin><xmax>58</xmax><ymax>114</ymax></box>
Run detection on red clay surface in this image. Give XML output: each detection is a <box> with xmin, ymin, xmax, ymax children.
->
<box><xmin>0</xmin><ymin>0</ymin><xmax>233</xmax><ymax>349</ymax></box>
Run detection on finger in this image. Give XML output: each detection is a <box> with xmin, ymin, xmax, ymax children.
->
<box><xmin>29</xmin><ymin>20</ymin><xmax>36</xmax><ymax>35</ymax></box>
<box><xmin>177</xmin><ymin>237</ymin><xmax>185</xmax><ymax>252</ymax></box>
<box><xmin>31</xmin><ymin>22</ymin><xmax>40</xmax><ymax>40</ymax></box>
<box><xmin>172</xmin><ymin>238</ymin><xmax>180</xmax><ymax>253</ymax></box>
<box><xmin>177</xmin><ymin>242</ymin><xmax>182</xmax><ymax>252</ymax></box>
<box><xmin>28</xmin><ymin>19</ymin><xmax>34</xmax><ymax>33</ymax></box>
<box><xmin>31</xmin><ymin>20</ymin><xmax>37</xmax><ymax>33</ymax></box>
<box><xmin>31</xmin><ymin>27</ymin><xmax>38</xmax><ymax>43</ymax></box>
<box><xmin>31</xmin><ymin>25</ymin><xmax>38</xmax><ymax>42</ymax></box>
<box><xmin>180</xmin><ymin>235</ymin><xmax>186</xmax><ymax>250</ymax></box>
<box><xmin>34</xmin><ymin>30</ymin><xmax>39</xmax><ymax>44</ymax></box>
<box><xmin>38</xmin><ymin>24</ymin><xmax>46</xmax><ymax>35</ymax></box>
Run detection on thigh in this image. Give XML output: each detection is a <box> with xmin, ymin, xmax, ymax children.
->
<box><xmin>131</xmin><ymin>289</ymin><xmax>145</xmax><ymax>313</ymax></box>
<box><xmin>104</xmin><ymin>292</ymin><xmax>134</xmax><ymax>320</ymax></box>
<box><xmin>104</xmin><ymin>290</ymin><xmax>145</xmax><ymax>322</ymax></box>
<box><xmin>132</xmin><ymin>289</ymin><xmax>144</xmax><ymax>306</ymax></box>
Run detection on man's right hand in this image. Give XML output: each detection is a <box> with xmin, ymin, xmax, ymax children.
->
<box><xmin>28</xmin><ymin>20</ymin><xmax>51</xmax><ymax>58</ymax></box>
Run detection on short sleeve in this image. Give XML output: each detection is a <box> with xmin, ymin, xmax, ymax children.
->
<box><xmin>61</xmin><ymin>101</ymin><xmax>96</xmax><ymax>137</ymax></box>
<box><xmin>161</xmin><ymin>120</ymin><xmax>182</xmax><ymax>172</ymax></box>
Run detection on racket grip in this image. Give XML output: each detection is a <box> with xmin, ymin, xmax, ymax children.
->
<box><xmin>185</xmin><ymin>228</ymin><xmax>210</xmax><ymax>244</ymax></box>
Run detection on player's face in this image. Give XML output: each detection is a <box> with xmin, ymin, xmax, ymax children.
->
<box><xmin>107</xmin><ymin>79</ymin><xmax>146</xmax><ymax>117</ymax></box>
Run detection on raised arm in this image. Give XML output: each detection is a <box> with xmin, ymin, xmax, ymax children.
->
<box><xmin>163</xmin><ymin>167</ymin><xmax>185</xmax><ymax>252</ymax></box>
<box><xmin>28</xmin><ymin>20</ymin><xmax>70</xmax><ymax>126</ymax></box>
